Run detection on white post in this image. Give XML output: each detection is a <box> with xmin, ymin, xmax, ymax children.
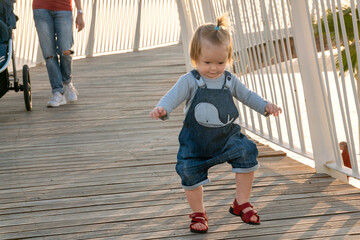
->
<box><xmin>289</xmin><ymin>0</ymin><xmax>337</xmax><ymax>174</ymax></box>
<box><xmin>201</xmin><ymin>0</ymin><xmax>215</xmax><ymax>23</ymax></box>
<box><xmin>176</xmin><ymin>0</ymin><xmax>194</xmax><ymax>71</ymax></box>
<box><xmin>133</xmin><ymin>0</ymin><xmax>142</xmax><ymax>51</ymax></box>
<box><xmin>85</xmin><ymin>0</ymin><xmax>97</xmax><ymax>57</ymax></box>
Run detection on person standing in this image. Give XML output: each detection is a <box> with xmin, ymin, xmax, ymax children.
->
<box><xmin>33</xmin><ymin>0</ymin><xmax>85</xmax><ymax>107</ymax></box>
<box><xmin>150</xmin><ymin>13</ymin><xmax>282</xmax><ymax>233</ymax></box>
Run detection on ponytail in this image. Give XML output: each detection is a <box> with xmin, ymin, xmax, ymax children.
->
<box><xmin>216</xmin><ymin>13</ymin><xmax>232</xmax><ymax>32</ymax></box>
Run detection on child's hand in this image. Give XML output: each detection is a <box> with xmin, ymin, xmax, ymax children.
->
<box><xmin>265</xmin><ymin>103</ymin><xmax>282</xmax><ymax>117</ymax></box>
<box><xmin>150</xmin><ymin>107</ymin><xmax>167</xmax><ymax>119</ymax></box>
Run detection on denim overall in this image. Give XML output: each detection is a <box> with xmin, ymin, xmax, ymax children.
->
<box><xmin>176</xmin><ymin>70</ymin><xmax>259</xmax><ymax>190</ymax></box>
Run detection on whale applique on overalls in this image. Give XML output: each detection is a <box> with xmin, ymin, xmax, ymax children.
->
<box><xmin>194</xmin><ymin>102</ymin><xmax>235</xmax><ymax>128</ymax></box>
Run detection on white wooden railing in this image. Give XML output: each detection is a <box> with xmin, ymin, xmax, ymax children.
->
<box><xmin>177</xmin><ymin>0</ymin><xmax>360</xmax><ymax>184</ymax></box>
<box><xmin>10</xmin><ymin>0</ymin><xmax>360</xmax><ymax>184</ymax></box>
<box><xmin>11</xmin><ymin>0</ymin><xmax>181</xmax><ymax>68</ymax></box>
<box><xmin>300</xmin><ymin>0</ymin><xmax>360</xmax><ymax>182</ymax></box>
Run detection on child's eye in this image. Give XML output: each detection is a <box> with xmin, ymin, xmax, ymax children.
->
<box><xmin>205</xmin><ymin>62</ymin><xmax>210</xmax><ymax>64</ymax></box>
<box><xmin>219</xmin><ymin>62</ymin><xmax>224</xmax><ymax>64</ymax></box>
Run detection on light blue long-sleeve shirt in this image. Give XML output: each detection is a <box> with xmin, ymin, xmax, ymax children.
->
<box><xmin>157</xmin><ymin>71</ymin><xmax>269</xmax><ymax>119</ymax></box>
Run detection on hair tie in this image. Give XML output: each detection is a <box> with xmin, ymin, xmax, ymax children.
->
<box><xmin>215</xmin><ymin>26</ymin><xmax>220</xmax><ymax>31</ymax></box>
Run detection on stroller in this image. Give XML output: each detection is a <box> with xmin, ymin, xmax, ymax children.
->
<box><xmin>0</xmin><ymin>0</ymin><xmax>31</xmax><ymax>111</ymax></box>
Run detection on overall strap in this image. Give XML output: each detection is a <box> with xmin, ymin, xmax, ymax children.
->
<box><xmin>191</xmin><ymin>69</ymin><xmax>206</xmax><ymax>88</ymax></box>
<box><xmin>223</xmin><ymin>71</ymin><xmax>232</xmax><ymax>89</ymax></box>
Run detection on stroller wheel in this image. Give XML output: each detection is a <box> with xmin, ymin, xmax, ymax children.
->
<box><xmin>22</xmin><ymin>65</ymin><xmax>32</xmax><ymax>111</ymax></box>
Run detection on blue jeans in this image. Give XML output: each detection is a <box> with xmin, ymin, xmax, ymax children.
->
<box><xmin>33</xmin><ymin>9</ymin><xmax>74</xmax><ymax>94</ymax></box>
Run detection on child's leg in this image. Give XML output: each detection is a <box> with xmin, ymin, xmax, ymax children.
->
<box><xmin>235</xmin><ymin>172</ymin><xmax>258</xmax><ymax>222</ymax></box>
<box><xmin>185</xmin><ymin>186</ymin><xmax>205</xmax><ymax>212</ymax></box>
<box><xmin>185</xmin><ymin>186</ymin><xmax>207</xmax><ymax>231</ymax></box>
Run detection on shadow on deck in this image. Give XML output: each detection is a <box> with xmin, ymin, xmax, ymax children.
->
<box><xmin>1</xmin><ymin>44</ymin><xmax>360</xmax><ymax>239</ymax></box>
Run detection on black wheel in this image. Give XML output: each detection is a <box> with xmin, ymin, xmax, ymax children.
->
<box><xmin>22</xmin><ymin>65</ymin><xmax>32</xmax><ymax>111</ymax></box>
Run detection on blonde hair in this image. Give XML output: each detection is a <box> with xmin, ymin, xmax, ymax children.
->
<box><xmin>190</xmin><ymin>13</ymin><xmax>233</xmax><ymax>67</ymax></box>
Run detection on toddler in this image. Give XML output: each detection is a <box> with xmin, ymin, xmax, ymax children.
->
<box><xmin>150</xmin><ymin>13</ymin><xmax>282</xmax><ymax>234</ymax></box>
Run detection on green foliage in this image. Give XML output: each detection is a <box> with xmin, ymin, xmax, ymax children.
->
<box><xmin>313</xmin><ymin>6</ymin><xmax>359</xmax><ymax>78</ymax></box>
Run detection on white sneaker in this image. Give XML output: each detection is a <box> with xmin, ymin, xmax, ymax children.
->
<box><xmin>47</xmin><ymin>92</ymin><xmax>66</xmax><ymax>107</ymax></box>
<box><xmin>64</xmin><ymin>82</ymin><xmax>78</xmax><ymax>102</ymax></box>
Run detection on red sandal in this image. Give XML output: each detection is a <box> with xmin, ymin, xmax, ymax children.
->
<box><xmin>229</xmin><ymin>199</ymin><xmax>260</xmax><ymax>225</ymax></box>
<box><xmin>189</xmin><ymin>212</ymin><xmax>208</xmax><ymax>233</ymax></box>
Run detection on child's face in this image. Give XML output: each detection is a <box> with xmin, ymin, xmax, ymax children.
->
<box><xmin>196</xmin><ymin>39</ymin><xmax>228</xmax><ymax>79</ymax></box>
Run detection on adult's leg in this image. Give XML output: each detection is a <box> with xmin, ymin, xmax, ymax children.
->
<box><xmin>54</xmin><ymin>11</ymin><xmax>74</xmax><ymax>85</ymax></box>
<box><xmin>33</xmin><ymin>9</ymin><xmax>63</xmax><ymax>94</ymax></box>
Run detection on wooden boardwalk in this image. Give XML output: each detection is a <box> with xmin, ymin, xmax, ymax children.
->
<box><xmin>1</xmin><ymin>44</ymin><xmax>360</xmax><ymax>239</ymax></box>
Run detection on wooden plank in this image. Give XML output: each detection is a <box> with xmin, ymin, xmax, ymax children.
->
<box><xmin>1</xmin><ymin>44</ymin><xmax>360</xmax><ymax>240</ymax></box>
<box><xmin>2</xmin><ymin>212</ymin><xmax>360</xmax><ymax>239</ymax></box>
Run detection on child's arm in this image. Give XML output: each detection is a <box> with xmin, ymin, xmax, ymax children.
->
<box><xmin>265</xmin><ymin>103</ymin><xmax>282</xmax><ymax>117</ymax></box>
<box><xmin>232</xmin><ymin>75</ymin><xmax>282</xmax><ymax>117</ymax></box>
<box><xmin>232</xmin><ymin>77</ymin><xmax>268</xmax><ymax>115</ymax></box>
<box><xmin>149</xmin><ymin>73</ymin><xmax>194</xmax><ymax>120</ymax></box>
<box><xmin>149</xmin><ymin>107</ymin><xmax>167</xmax><ymax>119</ymax></box>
